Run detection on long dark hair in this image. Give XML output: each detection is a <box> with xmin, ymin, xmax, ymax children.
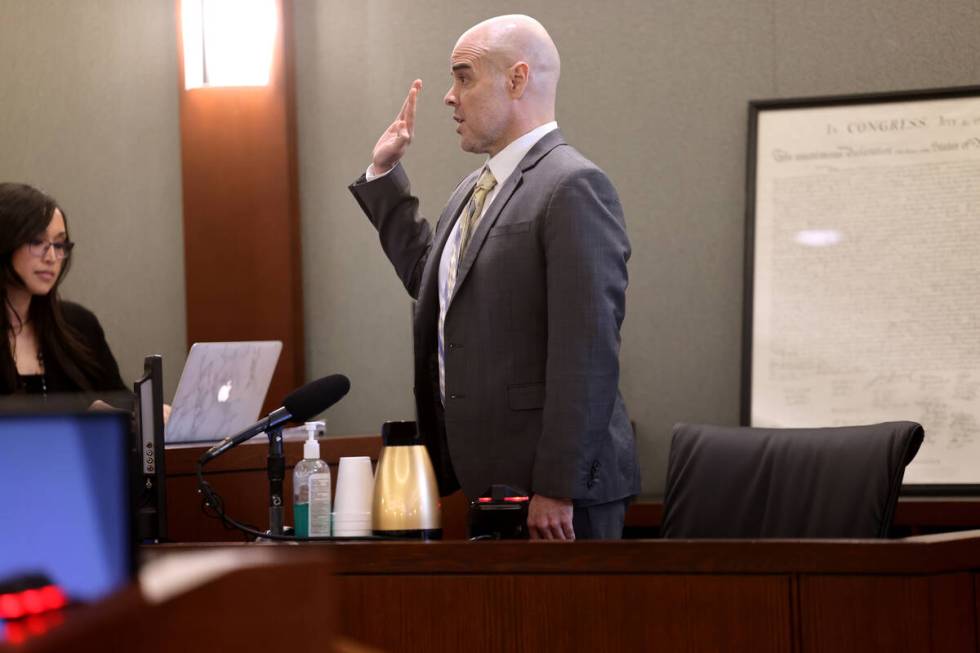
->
<box><xmin>0</xmin><ymin>183</ymin><xmax>104</xmax><ymax>391</ymax></box>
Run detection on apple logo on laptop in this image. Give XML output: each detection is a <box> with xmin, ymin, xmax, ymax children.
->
<box><xmin>217</xmin><ymin>380</ymin><xmax>233</xmax><ymax>403</ymax></box>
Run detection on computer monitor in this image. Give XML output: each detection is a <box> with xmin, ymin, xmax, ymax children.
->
<box><xmin>0</xmin><ymin>410</ymin><xmax>134</xmax><ymax>642</ymax></box>
<box><xmin>134</xmin><ymin>355</ymin><xmax>167</xmax><ymax>542</ymax></box>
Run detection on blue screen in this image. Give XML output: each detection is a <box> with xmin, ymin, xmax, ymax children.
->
<box><xmin>0</xmin><ymin>413</ymin><xmax>131</xmax><ymax>605</ymax></box>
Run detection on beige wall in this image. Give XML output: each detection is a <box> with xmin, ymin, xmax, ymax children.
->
<box><xmin>2</xmin><ymin>1</ymin><xmax>977</xmax><ymax>497</ymax></box>
<box><xmin>293</xmin><ymin>0</ymin><xmax>980</xmax><ymax>497</ymax></box>
<box><xmin>0</xmin><ymin>0</ymin><xmax>187</xmax><ymax>396</ymax></box>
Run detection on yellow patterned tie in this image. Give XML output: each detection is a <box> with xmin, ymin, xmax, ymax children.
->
<box><xmin>455</xmin><ymin>166</ymin><xmax>497</xmax><ymax>260</ymax></box>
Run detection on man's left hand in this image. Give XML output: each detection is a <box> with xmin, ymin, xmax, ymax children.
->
<box><xmin>527</xmin><ymin>494</ymin><xmax>574</xmax><ymax>540</ymax></box>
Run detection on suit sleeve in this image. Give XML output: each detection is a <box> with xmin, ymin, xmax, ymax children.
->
<box><xmin>349</xmin><ymin>163</ymin><xmax>433</xmax><ymax>299</ymax></box>
<box><xmin>532</xmin><ymin>167</ymin><xmax>631</xmax><ymax>500</ymax></box>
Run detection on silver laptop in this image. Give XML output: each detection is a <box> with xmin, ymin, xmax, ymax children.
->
<box><xmin>165</xmin><ymin>341</ymin><xmax>282</xmax><ymax>443</ymax></box>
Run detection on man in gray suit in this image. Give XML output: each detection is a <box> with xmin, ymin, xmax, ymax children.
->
<box><xmin>350</xmin><ymin>15</ymin><xmax>640</xmax><ymax>539</ymax></box>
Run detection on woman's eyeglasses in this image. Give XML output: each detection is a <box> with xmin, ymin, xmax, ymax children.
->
<box><xmin>27</xmin><ymin>239</ymin><xmax>75</xmax><ymax>260</ymax></box>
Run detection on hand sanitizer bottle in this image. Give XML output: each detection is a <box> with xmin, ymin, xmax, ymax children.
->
<box><xmin>293</xmin><ymin>421</ymin><xmax>331</xmax><ymax>538</ymax></box>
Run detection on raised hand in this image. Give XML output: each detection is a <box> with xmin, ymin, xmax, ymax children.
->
<box><xmin>371</xmin><ymin>79</ymin><xmax>422</xmax><ymax>176</ymax></box>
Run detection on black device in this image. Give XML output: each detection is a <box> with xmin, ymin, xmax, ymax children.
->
<box><xmin>197</xmin><ymin>374</ymin><xmax>350</xmax><ymax>536</ymax></box>
<box><xmin>468</xmin><ymin>484</ymin><xmax>531</xmax><ymax>540</ymax></box>
<box><xmin>133</xmin><ymin>355</ymin><xmax>167</xmax><ymax>542</ymax></box>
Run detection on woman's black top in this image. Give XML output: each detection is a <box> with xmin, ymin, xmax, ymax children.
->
<box><xmin>4</xmin><ymin>301</ymin><xmax>127</xmax><ymax>395</ymax></box>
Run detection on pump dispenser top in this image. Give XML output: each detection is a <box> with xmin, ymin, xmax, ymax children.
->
<box><xmin>303</xmin><ymin>421</ymin><xmax>323</xmax><ymax>459</ymax></box>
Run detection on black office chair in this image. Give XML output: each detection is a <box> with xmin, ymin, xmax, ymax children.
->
<box><xmin>660</xmin><ymin>421</ymin><xmax>924</xmax><ymax>539</ymax></box>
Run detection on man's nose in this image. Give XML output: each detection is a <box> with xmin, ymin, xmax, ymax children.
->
<box><xmin>444</xmin><ymin>88</ymin><xmax>456</xmax><ymax>106</ymax></box>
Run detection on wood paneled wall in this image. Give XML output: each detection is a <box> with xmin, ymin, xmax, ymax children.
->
<box><xmin>175</xmin><ymin>0</ymin><xmax>304</xmax><ymax>412</ymax></box>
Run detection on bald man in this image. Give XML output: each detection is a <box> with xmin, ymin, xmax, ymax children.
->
<box><xmin>350</xmin><ymin>15</ymin><xmax>640</xmax><ymax>539</ymax></box>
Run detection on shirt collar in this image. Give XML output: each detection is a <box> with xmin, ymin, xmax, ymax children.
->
<box><xmin>485</xmin><ymin>121</ymin><xmax>558</xmax><ymax>187</ymax></box>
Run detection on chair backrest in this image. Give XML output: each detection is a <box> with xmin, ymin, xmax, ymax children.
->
<box><xmin>660</xmin><ymin>421</ymin><xmax>924</xmax><ymax>539</ymax></box>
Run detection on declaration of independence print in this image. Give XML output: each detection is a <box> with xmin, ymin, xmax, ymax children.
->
<box><xmin>747</xmin><ymin>87</ymin><xmax>980</xmax><ymax>488</ymax></box>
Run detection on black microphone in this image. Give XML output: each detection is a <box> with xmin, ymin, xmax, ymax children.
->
<box><xmin>199</xmin><ymin>374</ymin><xmax>350</xmax><ymax>463</ymax></box>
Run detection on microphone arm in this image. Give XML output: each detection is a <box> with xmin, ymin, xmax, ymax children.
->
<box><xmin>198</xmin><ymin>407</ymin><xmax>291</xmax><ymax>464</ymax></box>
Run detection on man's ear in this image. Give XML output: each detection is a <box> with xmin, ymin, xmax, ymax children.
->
<box><xmin>508</xmin><ymin>62</ymin><xmax>529</xmax><ymax>98</ymax></box>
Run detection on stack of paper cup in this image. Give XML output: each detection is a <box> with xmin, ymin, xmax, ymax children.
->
<box><xmin>332</xmin><ymin>456</ymin><xmax>374</xmax><ymax>536</ymax></box>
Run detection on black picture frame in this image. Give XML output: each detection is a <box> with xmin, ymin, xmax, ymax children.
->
<box><xmin>742</xmin><ymin>84</ymin><xmax>980</xmax><ymax>495</ymax></box>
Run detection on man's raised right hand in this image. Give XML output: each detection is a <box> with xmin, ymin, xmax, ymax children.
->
<box><xmin>370</xmin><ymin>79</ymin><xmax>422</xmax><ymax>176</ymax></box>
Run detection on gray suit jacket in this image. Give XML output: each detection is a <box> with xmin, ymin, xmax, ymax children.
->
<box><xmin>350</xmin><ymin>130</ymin><xmax>641</xmax><ymax>504</ymax></box>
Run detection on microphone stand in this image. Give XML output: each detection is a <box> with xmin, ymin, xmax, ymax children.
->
<box><xmin>266</xmin><ymin>426</ymin><xmax>286</xmax><ymax>536</ymax></box>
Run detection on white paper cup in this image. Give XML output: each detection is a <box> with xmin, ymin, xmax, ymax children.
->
<box><xmin>332</xmin><ymin>512</ymin><xmax>372</xmax><ymax>536</ymax></box>
<box><xmin>334</xmin><ymin>456</ymin><xmax>375</xmax><ymax>516</ymax></box>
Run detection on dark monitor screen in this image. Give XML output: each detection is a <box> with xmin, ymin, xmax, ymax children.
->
<box><xmin>0</xmin><ymin>411</ymin><xmax>133</xmax><ymax>637</ymax></box>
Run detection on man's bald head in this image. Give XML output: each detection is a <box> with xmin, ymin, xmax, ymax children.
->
<box><xmin>457</xmin><ymin>15</ymin><xmax>561</xmax><ymax>104</ymax></box>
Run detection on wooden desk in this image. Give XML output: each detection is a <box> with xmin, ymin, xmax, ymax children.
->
<box><xmin>19</xmin><ymin>533</ymin><xmax>980</xmax><ymax>652</ymax></box>
<box><xmin>318</xmin><ymin>533</ymin><xmax>980</xmax><ymax>652</ymax></box>
<box><xmin>166</xmin><ymin>435</ymin><xmax>980</xmax><ymax>541</ymax></box>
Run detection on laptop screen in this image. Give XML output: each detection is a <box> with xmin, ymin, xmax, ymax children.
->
<box><xmin>165</xmin><ymin>340</ymin><xmax>282</xmax><ymax>443</ymax></box>
<box><xmin>0</xmin><ymin>411</ymin><xmax>133</xmax><ymax>639</ymax></box>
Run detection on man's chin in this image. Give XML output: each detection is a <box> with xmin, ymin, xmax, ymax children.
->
<box><xmin>458</xmin><ymin>138</ymin><xmax>487</xmax><ymax>155</ymax></box>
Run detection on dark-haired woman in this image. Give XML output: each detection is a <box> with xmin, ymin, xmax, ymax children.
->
<box><xmin>1</xmin><ymin>183</ymin><xmax>127</xmax><ymax>396</ymax></box>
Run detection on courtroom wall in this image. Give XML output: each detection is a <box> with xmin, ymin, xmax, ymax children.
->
<box><xmin>0</xmin><ymin>0</ymin><xmax>187</xmax><ymax>396</ymax></box>
<box><xmin>293</xmin><ymin>0</ymin><xmax>980</xmax><ymax>497</ymax></box>
<box><xmin>1</xmin><ymin>1</ymin><xmax>976</xmax><ymax>497</ymax></box>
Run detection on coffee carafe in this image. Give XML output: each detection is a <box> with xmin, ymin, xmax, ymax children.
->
<box><xmin>371</xmin><ymin>421</ymin><xmax>442</xmax><ymax>539</ymax></box>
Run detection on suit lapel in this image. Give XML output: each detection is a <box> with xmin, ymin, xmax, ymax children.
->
<box><xmin>450</xmin><ymin>130</ymin><xmax>567</xmax><ymax>303</ymax></box>
<box><xmin>417</xmin><ymin>169</ymin><xmax>480</xmax><ymax>324</ymax></box>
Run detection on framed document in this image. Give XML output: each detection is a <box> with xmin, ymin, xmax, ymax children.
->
<box><xmin>743</xmin><ymin>85</ymin><xmax>980</xmax><ymax>493</ymax></box>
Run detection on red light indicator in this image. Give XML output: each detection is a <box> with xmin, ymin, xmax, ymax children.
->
<box><xmin>0</xmin><ymin>593</ymin><xmax>24</xmax><ymax>620</ymax></box>
<box><xmin>21</xmin><ymin>589</ymin><xmax>45</xmax><ymax>615</ymax></box>
<box><xmin>40</xmin><ymin>585</ymin><xmax>67</xmax><ymax>611</ymax></box>
<box><xmin>503</xmin><ymin>496</ymin><xmax>529</xmax><ymax>502</ymax></box>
